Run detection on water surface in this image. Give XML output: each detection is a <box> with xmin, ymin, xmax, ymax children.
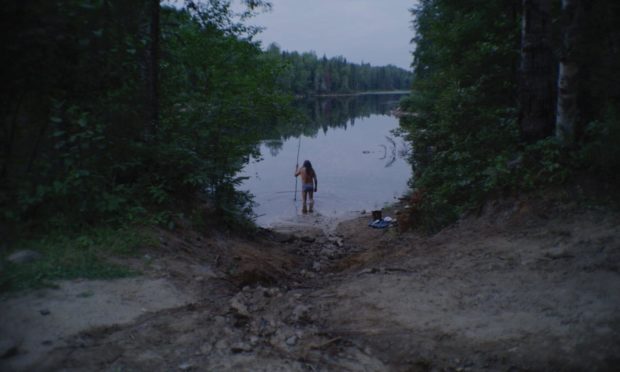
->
<box><xmin>241</xmin><ymin>94</ymin><xmax>410</xmax><ymax>227</ymax></box>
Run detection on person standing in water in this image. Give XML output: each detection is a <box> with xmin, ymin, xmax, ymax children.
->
<box><xmin>295</xmin><ymin>160</ymin><xmax>318</xmax><ymax>213</ymax></box>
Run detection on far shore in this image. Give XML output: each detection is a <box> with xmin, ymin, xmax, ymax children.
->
<box><xmin>295</xmin><ymin>90</ymin><xmax>410</xmax><ymax>99</ymax></box>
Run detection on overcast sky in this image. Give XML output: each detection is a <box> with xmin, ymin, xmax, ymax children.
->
<box><xmin>245</xmin><ymin>0</ymin><xmax>415</xmax><ymax>70</ymax></box>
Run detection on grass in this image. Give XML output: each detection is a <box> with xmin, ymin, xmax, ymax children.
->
<box><xmin>0</xmin><ymin>226</ymin><xmax>155</xmax><ymax>293</ymax></box>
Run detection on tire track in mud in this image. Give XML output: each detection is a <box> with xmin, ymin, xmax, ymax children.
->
<box><xmin>26</xmin><ymin>223</ymin><xmax>390</xmax><ymax>371</ymax></box>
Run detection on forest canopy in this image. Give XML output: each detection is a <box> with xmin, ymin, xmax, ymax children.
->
<box><xmin>0</xmin><ymin>0</ymin><xmax>290</xmax><ymax>231</ymax></box>
<box><xmin>400</xmin><ymin>0</ymin><xmax>620</xmax><ymax>230</ymax></box>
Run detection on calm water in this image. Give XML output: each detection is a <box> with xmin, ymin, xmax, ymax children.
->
<box><xmin>241</xmin><ymin>93</ymin><xmax>411</xmax><ymax>227</ymax></box>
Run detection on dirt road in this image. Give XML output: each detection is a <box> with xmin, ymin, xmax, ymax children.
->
<box><xmin>1</xmin><ymin>198</ymin><xmax>619</xmax><ymax>371</ymax></box>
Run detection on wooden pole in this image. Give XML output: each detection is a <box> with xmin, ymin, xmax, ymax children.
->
<box><xmin>294</xmin><ymin>136</ymin><xmax>302</xmax><ymax>201</ymax></box>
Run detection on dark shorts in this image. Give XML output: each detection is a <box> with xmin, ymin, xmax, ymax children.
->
<box><xmin>303</xmin><ymin>183</ymin><xmax>314</xmax><ymax>192</ymax></box>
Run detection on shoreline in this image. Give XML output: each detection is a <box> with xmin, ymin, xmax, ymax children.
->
<box><xmin>294</xmin><ymin>90</ymin><xmax>410</xmax><ymax>99</ymax></box>
<box><xmin>264</xmin><ymin>202</ymin><xmax>403</xmax><ymax>237</ymax></box>
<box><xmin>262</xmin><ymin>209</ymin><xmax>365</xmax><ymax>236</ymax></box>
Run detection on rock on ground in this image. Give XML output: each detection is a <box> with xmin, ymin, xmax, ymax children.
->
<box><xmin>6</xmin><ymin>250</ymin><xmax>42</xmax><ymax>264</ymax></box>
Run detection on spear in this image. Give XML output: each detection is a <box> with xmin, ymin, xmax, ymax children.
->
<box><xmin>294</xmin><ymin>136</ymin><xmax>302</xmax><ymax>201</ymax></box>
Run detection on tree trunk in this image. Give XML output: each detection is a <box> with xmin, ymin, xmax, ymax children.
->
<box><xmin>146</xmin><ymin>0</ymin><xmax>160</xmax><ymax>141</ymax></box>
<box><xmin>1</xmin><ymin>93</ymin><xmax>24</xmax><ymax>182</ymax></box>
<box><xmin>519</xmin><ymin>0</ymin><xmax>555</xmax><ymax>142</ymax></box>
<box><xmin>555</xmin><ymin>0</ymin><xmax>584</xmax><ymax>147</ymax></box>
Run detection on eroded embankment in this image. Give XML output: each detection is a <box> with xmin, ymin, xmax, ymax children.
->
<box><xmin>2</xmin><ymin>199</ymin><xmax>620</xmax><ymax>371</ymax></box>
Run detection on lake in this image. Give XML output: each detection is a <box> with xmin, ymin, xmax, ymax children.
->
<box><xmin>241</xmin><ymin>93</ymin><xmax>411</xmax><ymax>227</ymax></box>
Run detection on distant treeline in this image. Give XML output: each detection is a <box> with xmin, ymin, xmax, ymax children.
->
<box><xmin>262</xmin><ymin>93</ymin><xmax>407</xmax><ymax>142</ymax></box>
<box><xmin>263</xmin><ymin>93</ymin><xmax>407</xmax><ymax>157</ymax></box>
<box><xmin>264</xmin><ymin>44</ymin><xmax>413</xmax><ymax>96</ymax></box>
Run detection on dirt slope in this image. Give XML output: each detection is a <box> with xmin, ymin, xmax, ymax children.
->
<box><xmin>1</xmin><ymin>198</ymin><xmax>619</xmax><ymax>371</ymax></box>
<box><xmin>324</xmin><ymin>200</ymin><xmax>620</xmax><ymax>370</ymax></box>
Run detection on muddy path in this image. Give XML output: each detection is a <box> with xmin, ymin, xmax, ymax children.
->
<box><xmin>2</xmin><ymin>199</ymin><xmax>620</xmax><ymax>371</ymax></box>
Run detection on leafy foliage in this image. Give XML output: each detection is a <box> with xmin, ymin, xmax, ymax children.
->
<box><xmin>0</xmin><ymin>227</ymin><xmax>152</xmax><ymax>292</ymax></box>
<box><xmin>0</xmin><ymin>0</ymin><xmax>289</xmax><ymax>233</ymax></box>
<box><xmin>400</xmin><ymin>0</ymin><xmax>521</xmax><ymax>228</ymax></box>
<box><xmin>578</xmin><ymin>107</ymin><xmax>620</xmax><ymax>181</ymax></box>
<box><xmin>400</xmin><ymin>0</ymin><xmax>620</xmax><ymax>230</ymax></box>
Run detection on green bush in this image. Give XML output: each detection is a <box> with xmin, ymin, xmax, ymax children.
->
<box><xmin>399</xmin><ymin>0</ymin><xmax>618</xmax><ymax>231</ymax></box>
<box><xmin>1</xmin><ymin>2</ymin><xmax>290</xmax><ymax>234</ymax></box>
<box><xmin>578</xmin><ymin>107</ymin><xmax>620</xmax><ymax>183</ymax></box>
<box><xmin>0</xmin><ymin>227</ymin><xmax>152</xmax><ymax>292</ymax></box>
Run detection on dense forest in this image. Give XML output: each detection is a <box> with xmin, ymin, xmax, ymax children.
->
<box><xmin>2</xmin><ymin>0</ymin><xmax>619</xmax><ymax>238</ymax></box>
<box><xmin>0</xmin><ymin>0</ymin><xmax>290</xmax><ymax>233</ymax></box>
<box><xmin>264</xmin><ymin>44</ymin><xmax>413</xmax><ymax>96</ymax></box>
<box><xmin>400</xmin><ymin>0</ymin><xmax>620</xmax><ymax>230</ymax></box>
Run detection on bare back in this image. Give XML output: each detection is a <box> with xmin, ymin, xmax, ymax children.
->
<box><xmin>296</xmin><ymin>167</ymin><xmax>315</xmax><ymax>184</ymax></box>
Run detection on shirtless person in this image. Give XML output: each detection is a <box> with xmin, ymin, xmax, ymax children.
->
<box><xmin>294</xmin><ymin>160</ymin><xmax>318</xmax><ymax>213</ymax></box>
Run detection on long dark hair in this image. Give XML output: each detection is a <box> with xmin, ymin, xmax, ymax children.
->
<box><xmin>303</xmin><ymin>160</ymin><xmax>315</xmax><ymax>177</ymax></box>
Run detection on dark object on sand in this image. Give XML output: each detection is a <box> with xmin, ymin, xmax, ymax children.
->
<box><xmin>372</xmin><ymin>210</ymin><xmax>382</xmax><ymax>220</ymax></box>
